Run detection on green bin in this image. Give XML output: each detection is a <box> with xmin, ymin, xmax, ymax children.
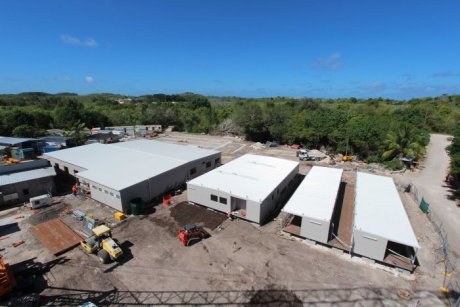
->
<box><xmin>129</xmin><ymin>198</ymin><xmax>143</xmax><ymax>215</ymax></box>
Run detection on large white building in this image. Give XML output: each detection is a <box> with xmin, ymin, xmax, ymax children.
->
<box><xmin>353</xmin><ymin>172</ymin><xmax>420</xmax><ymax>269</ymax></box>
<box><xmin>44</xmin><ymin>140</ymin><xmax>221</xmax><ymax>212</ymax></box>
<box><xmin>282</xmin><ymin>166</ymin><xmax>343</xmax><ymax>244</ymax></box>
<box><xmin>187</xmin><ymin>154</ymin><xmax>299</xmax><ymax>224</ymax></box>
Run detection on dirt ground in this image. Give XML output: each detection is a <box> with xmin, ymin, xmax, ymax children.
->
<box><xmin>0</xmin><ymin>132</ymin><xmax>453</xmax><ymax>306</ymax></box>
<box><xmin>170</xmin><ymin>201</ymin><xmax>227</xmax><ymax>230</ymax></box>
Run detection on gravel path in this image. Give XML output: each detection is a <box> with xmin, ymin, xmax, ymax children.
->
<box><xmin>393</xmin><ymin>134</ymin><xmax>460</xmax><ymax>260</ymax></box>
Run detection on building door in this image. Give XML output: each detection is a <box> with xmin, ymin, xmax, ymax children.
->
<box><xmin>231</xmin><ymin>197</ymin><xmax>247</xmax><ymax>211</ymax></box>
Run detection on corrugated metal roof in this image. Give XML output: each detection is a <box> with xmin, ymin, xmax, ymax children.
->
<box><xmin>43</xmin><ymin>140</ymin><xmax>220</xmax><ymax>191</ymax></box>
<box><xmin>0</xmin><ymin>167</ymin><xmax>56</xmax><ymax>186</ymax></box>
<box><xmin>0</xmin><ymin>137</ymin><xmax>37</xmax><ymax>145</ymax></box>
<box><xmin>283</xmin><ymin>166</ymin><xmax>343</xmax><ymax>221</ymax></box>
<box><xmin>354</xmin><ymin>172</ymin><xmax>420</xmax><ymax>248</ymax></box>
<box><xmin>188</xmin><ymin>154</ymin><xmax>299</xmax><ymax>202</ymax></box>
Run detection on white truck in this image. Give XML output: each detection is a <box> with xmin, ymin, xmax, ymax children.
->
<box><xmin>298</xmin><ymin>149</ymin><xmax>326</xmax><ymax>161</ymax></box>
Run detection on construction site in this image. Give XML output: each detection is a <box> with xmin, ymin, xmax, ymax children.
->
<box><xmin>0</xmin><ymin>132</ymin><xmax>456</xmax><ymax>306</ymax></box>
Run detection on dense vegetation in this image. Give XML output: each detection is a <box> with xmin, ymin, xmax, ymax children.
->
<box><xmin>1</xmin><ymin>92</ymin><xmax>460</xmax><ymax>165</ymax></box>
<box><xmin>449</xmin><ymin>126</ymin><xmax>460</xmax><ymax>184</ymax></box>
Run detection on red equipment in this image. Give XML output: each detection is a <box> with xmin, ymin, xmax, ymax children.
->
<box><xmin>178</xmin><ymin>224</ymin><xmax>209</xmax><ymax>246</ymax></box>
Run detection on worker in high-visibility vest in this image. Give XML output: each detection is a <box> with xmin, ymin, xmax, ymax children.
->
<box><xmin>71</xmin><ymin>184</ymin><xmax>79</xmax><ymax>195</ymax></box>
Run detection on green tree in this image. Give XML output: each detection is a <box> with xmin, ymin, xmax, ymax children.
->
<box><xmin>64</xmin><ymin>120</ymin><xmax>88</xmax><ymax>145</ymax></box>
<box><xmin>12</xmin><ymin>125</ymin><xmax>46</xmax><ymax>138</ymax></box>
<box><xmin>53</xmin><ymin>99</ymin><xmax>85</xmax><ymax>129</ymax></box>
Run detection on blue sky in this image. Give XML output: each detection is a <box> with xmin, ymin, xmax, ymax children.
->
<box><xmin>1</xmin><ymin>0</ymin><xmax>459</xmax><ymax>99</ymax></box>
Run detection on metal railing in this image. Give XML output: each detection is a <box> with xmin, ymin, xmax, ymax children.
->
<box><xmin>403</xmin><ymin>182</ymin><xmax>459</xmax><ymax>306</ymax></box>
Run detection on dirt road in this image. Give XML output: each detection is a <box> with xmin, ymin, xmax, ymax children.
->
<box><xmin>393</xmin><ymin>134</ymin><xmax>460</xmax><ymax>259</ymax></box>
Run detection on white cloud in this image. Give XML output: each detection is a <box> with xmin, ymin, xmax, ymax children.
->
<box><xmin>85</xmin><ymin>76</ymin><xmax>95</xmax><ymax>83</ymax></box>
<box><xmin>359</xmin><ymin>81</ymin><xmax>386</xmax><ymax>92</ymax></box>
<box><xmin>60</xmin><ymin>34</ymin><xmax>98</xmax><ymax>47</ymax></box>
<box><xmin>48</xmin><ymin>76</ymin><xmax>72</xmax><ymax>82</ymax></box>
<box><xmin>432</xmin><ymin>71</ymin><xmax>460</xmax><ymax>78</ymax></box>
<box><xmin>313</xmin><ymin>52</ymin><xmax>343</xmax><ymax>71</ymax></box>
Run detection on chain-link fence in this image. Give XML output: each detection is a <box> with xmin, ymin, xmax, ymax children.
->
<box><xmin>407</xmin><ymin>183</ymin><xmax>459</xmax><ymax>306</ymax></box>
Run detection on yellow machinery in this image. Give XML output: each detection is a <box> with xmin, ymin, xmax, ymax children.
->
<box><xmin>80</xmin><ymin>225</ymin><xmax>123</xmax><ymax>264</ymax></box>
<box><xmin>0</xmin><ymin>255</ymin><xmax>16</xmax><ymax>297</ymax></box>
<box><xmin>342</xmin><ymin>155</ymin><xmax>353</xmax><ymax>162</ymax></box>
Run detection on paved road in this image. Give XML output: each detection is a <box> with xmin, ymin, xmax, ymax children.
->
<box><xmin>393</xmin><ymin>134</ymin><xmax>460</xmax><ymax>259</ymax></box>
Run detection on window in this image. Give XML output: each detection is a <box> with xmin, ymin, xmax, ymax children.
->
<box><xmin>22</xmin><ymin>189</ymin><xmax>29</xmax><ymax>195</ymax></box>
<box><xmin>110</xmin><ymin>192</ymin><xmax>114</xmax><ymax>197</ymax></box>
<box><xmin>64</xmin><ymin>166</ymin><xmax>69</xmax><ymax>173</ymax></box>
<box><xmin>219</xmin><ymin>197</ymin><xmax>227</xmax><ymax>205</ymax></box>
<box><xmin>190</xmin><ymin>167</ymin><xmax>197</xmax><ymax>176</ymax></box>
<box><xmin>210</xmin><ymin>194</ymin><xmax>218</xmax><ymax>202</ymax></box>
<box><xmin>206</xmin><ymin>161</ymin><xmax>212</xmax><ymax>168</ymax></box>
<box><xmin>54</xmin><ymin>163</ymin><xmax>59</xmax><ymax>169</ymax></box>
<box><xmin>74</xmin><ymin>170</ymin><xmax>79</xmax><ymax>174</ymax></box>
<box><xmin>92</xmin><ymin>185</ymin><xmax>97</xmax><ymax>189</ymax></box>
<box><xmin>99</xmin><ymin>188</ymin><xmax>102</xmax><ymax>191</ymax></box>
<box><xmin>116</xmin><ymin>195</ymin><xmax>120</xmax><ymax>199</ymax></box>
<box><xmin>105</xmin><ymin>190</ymin><xmax>108</xmax><ymax>194</ymax></box>
<box><xmin>271</xmin><ymin>194</ymin><xmax>274</xmax><ymax>200</ymax></box>
<box><xmin>215</xmin><ymin>158</ymin><xmax>221</xmax><ymax>165</ymax></box>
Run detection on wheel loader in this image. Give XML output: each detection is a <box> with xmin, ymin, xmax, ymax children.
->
<box><xmin>80</xmin><ymin>225</ymin><xmax>123</xmax><ymax>264</ymax></box>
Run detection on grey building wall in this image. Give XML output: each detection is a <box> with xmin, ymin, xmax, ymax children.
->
<box><xmin>120</xmin><ymin>180</ymin><xmax>150</xmax><ymax>212</ymax></box>
<box><xmin>147</xmin><ymin>166</ymin><xmax>187</xmax><ymax>198</ymax></box>
<box><xmin>185</xmin><ymin>152</ymin><xmax>221</xmax><ymax>180</ymax></box>
<box><xmin>300</xmin><ymin>216</ymin><xmax>330</xmax><ymax>244</ymax></box>
<box><xmin>187</xmin><ymin>184</ymin><xmax>232</xmax><ymax>214</ymax></box>
<box><xmin>258</xmin><ymin>166</ymin><xmax>298</xmax><ymax>223</ymax></box>
<box><xmin>0</xmin><ymin>176</ymin><xmax>56</xmax><ymax>206</ymax></box>
<box><xmin>352</xmin><ymin>229</ymin><xmax>388</xmax><ymax>261</ymax></box>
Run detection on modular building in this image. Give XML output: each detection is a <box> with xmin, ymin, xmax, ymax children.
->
<box><xmin>0</xmin><ymin>160</ymin><xmax>56</xmax><ymax>206</ymax></box>
<box><xmin>353</xmin><ymin>172</ymin><xmax>420</xmax><ymax>270</ymax></box>
<box><xmin>43</xmin><ymin>140</ymin><xmax>221</xmax><ymax>212</ymax></box>
<box><xmin>187</xmin><ymin>154</ymin><xmax>299</xmax><ymax>224</ymax></box>
<box><xmin>282</xmin><ymin>166</ymin><xmax>343</xmax><ymax>244</ymax></box>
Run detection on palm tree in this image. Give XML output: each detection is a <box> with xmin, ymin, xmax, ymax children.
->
<box><xmin>382</xmin><ymin>125</ymin><xmax>426</xmax><ymax>161</ymax></box>
<box><xmin>63</xmin><ymin>120</ymin><xmax>88</xmax><ymax>145</ymax></box>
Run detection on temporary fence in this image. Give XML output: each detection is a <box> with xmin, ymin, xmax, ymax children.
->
<box><xmin>406</xmin><ymin>183</ymin><xmax>459</xmax><ymax>306</ymax></box>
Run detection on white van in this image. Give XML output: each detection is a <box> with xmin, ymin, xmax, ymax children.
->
<box><xmin>29</xmin><ymin>194</ymin><xmax>51</xmax><ymax>209</ymax></box>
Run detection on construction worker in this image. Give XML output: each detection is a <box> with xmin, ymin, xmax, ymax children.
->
<box><xmin>71</xmin><ymin>184</ymin><xmax>79</xmax><ymax>196</ymax></box>
<box><xmin>227</xmin><ymin>210</ymin><xmax>233</xmax><ymax>221</ymax></box>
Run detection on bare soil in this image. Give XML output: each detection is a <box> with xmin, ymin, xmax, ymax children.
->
<box><xmin>170</xmin><ymin>201</ymin><xmax>228</xmax><ymax>230</ymax></box>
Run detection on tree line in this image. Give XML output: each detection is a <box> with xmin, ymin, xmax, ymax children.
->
<box><xmin>1</xmin><ymin>92</ymin><xmax>459</xmax><ymax>167</ymax></box>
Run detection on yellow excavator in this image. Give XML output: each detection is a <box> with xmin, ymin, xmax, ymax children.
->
<box><xmin>80</xmin><ymin>225</ymin><xmax>123</xmax><ymax>264</ymax></box>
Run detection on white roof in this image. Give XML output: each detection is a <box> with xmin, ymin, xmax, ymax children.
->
<box><xmin>283</xmin><ymin>166</ymin><xmax>343</xmax><ymax>221</ymax></box>
<box><xmin>0</xmin><ymin>167</ymin><xmax>56</xmax><ymax>186</ymax></box>
<box><xmin>354</xmin><ymin>172</ymin><xmax>420</xmax><ymax>248</ymax></box>
<box><xmin>112</xmin><ymin>140</ymin><xmax>218</xmax><ymax>161</ymax></box>
<box><xmin>43</xmin><ymin>140</ymin><xmax>219</xmax><ymax>191</ymax></box>
<box><xmin>187</xmin><ymin>154</ymin><xmax>299</xmax><ymax>202</ymax></box>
